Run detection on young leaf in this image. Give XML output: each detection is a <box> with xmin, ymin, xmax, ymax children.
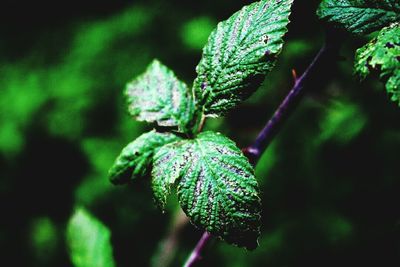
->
<box><xmin>125</xmin><ymin>59</ymin><xmax>196</xmax><ymax>133</ymax></box>
<box><xmin>354</xmin><ymin>23</ymin><xmax>400</xmax><ymax>105</ymax></box>
<box><xmin>67</xmin><ymin>207</ymin><xmax>115</xmax><ymax>267</ymax></box>
<box><xmin>317</xmin><ymin>0</ymin><xmax>400</xmax><ymax>35</ymax></box>
<box><xmin>152</xmin><ymin>131</ymin><xmax>261</xmax><ymax>249</ymax></box>
<box><xmin>193</xmin><ymin>0</ymin><xmax>293</xmax><ymax>117</ymax></box>
<box><xmin>109</xmin><ymin>130</ymin><xmax>181</xmax><ymax>185</ymax></box>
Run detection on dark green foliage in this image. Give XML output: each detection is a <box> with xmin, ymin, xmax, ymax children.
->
<box><xmin>109</xmin><ymin>130</ymin><xmax>181</xmax><ymax>184</ymax></box>
<box><xmin>3</xmin><ymin>1</ymin><xmax>400</xmax><ymax>266</ymax></box>
<box><xmin>355</xmin><ymin>23</ymin><xmax>400</xmax><ymax>105</ymax></box>
<box><xmin>125</xmin><ymin>60</ymin><xmax>196</xmax><ymax>133</ymax></box>
<box><xmin>108</xmin><ymin>0</ymin><xmax>294</xmax><ymax>250</ymax></box>
<box><xmin>152</xmin><ymin>131</ymin><xmax>261</xmax><ymax>249</ymax></box>
<box><xmin>317</xmin><ymin>0</ymin><xmax>400</xmax><ymax>35</ymax></box>
<box><xmin>193</xmin><ymin>0</ymin><xmax>293</xmax><ymax>116</ymax></box>
<box><xmin>318</xmin><ymin>0</ymin><xmax>400</xmax><ymax>107</ymax></box>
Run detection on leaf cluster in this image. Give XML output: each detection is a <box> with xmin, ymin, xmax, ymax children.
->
<box><xmin>318</xmin><ymin>0</ymin><xmax>400</xmax><ymax>106</ymax></box>
<box><xmin>109</xmin><ymin>0</ymin><xmax>294</xmax><ymax>249</ymax></box>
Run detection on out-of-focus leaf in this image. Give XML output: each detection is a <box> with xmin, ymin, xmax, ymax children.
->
<box><xmin>109</xmin><ymin>130</ymin><xmax>181</xmax><ymax>185</ymax></box>
<box><xmin>125</xmin><ymin>59</ymin><xmax>196</xmax><ymax>133</ymax></box>
<box><xmin>354</xmin><ymin>23</ymin><xmax>400</xmax><ymax>105</ymax></box>
<box><xmin>181</xmin><ymin>17</ymin><xmax>216</xmax><ymax>50</ymax></box>
<box><xmin>317</xmin><ymin>0</ymin><xmax>400</xmax><ymax>35</ymax></box>
<box><xmin>30</xmin><ymin>217</ymin><xmax>58</xmax><ymax>263</ymax></box>
<box><xmin>66</xmin><ymin>208</ymin><xmax>115</xmax><ymax>267</ymax></box>
<box><xmin>318</xmin><ymin>100</ymin><xmax>367</xmax><ymax>144</ymax></box>
<box><xmin>152</xmin><ymin>131</ymin><xmax>261</xmax><ymax>249</ymax></box>
<box><xmin>193</xmin><ymin>0</ymin><xmax>293</xmax><ymax>116</ymax></box>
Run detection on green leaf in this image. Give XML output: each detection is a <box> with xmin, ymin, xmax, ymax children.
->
<box><xmin>318</xmin><ymin>100</ymin><xmax>367</xmax><ymax>144</ymax></box>
<box><xmin>193</xmin><ymin>0</ymin><xmax>293</xmax><ymax>117</ymax></box>
<box><xmin>317</xmin><ymin>0</ymin><xmax>400</xmax><ymax>35</ymax></box>
<box><xmin>109</xmin><ymin>130</ymin><xmax>181</xmax><ymax>185</ymax></box>
<box><xmin>125</xmin><ymin>59</ymin><xmax>196</xmax><ymax>132</ymax></box>
<box><xmin>354</xmin><ymin>23</ymin><xmax>400</xmax><ymax>105</ymax></box>
<box><xmin>67</xmin><ymin>207</ymin><xmax>115</xmax><ymax>267</ymax></box>
<box><xmin>152</xmin><ymin>131</ymin><xmax>261</xmax><ymax>249</ymax></box>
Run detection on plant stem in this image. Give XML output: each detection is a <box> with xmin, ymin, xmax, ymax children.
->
<box><xmin>197</xmin><ymin>114</ymin><xmax>207</xmax><ymax>133</ymax></box>
<box><xmin>183</xmin><ymin>232</ymin><xmax>213</xmax><ymax>267</ymax></box>
<box><xmin>152</xmin><ymin>209</ymin><xmax>189</xmax><ymax>267</ymax></box>
<box><xmin>245</xmin><ymin>42</ymin><xmax>333</xmax><ymax>164</ymax></box>
<box><xmin>183</xmin><ymin>34</ymin><xmax>341</xmax><ymax>267</ymax></box>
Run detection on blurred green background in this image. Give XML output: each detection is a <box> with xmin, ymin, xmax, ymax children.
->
<box><xmin>1</xmin><ymin>0</ymin><xmax>399</xmax><ymax>266</ymax></box>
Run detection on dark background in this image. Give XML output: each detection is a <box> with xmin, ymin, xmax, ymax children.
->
<box><xmin>0</xmin><ymin>0</ymin><xmax>399</xmax><ymax>266</ymax></box>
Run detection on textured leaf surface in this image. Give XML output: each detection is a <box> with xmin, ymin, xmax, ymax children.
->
<box><xmin>317</xmin><ymin>0</ymin><xmax>400</xmax><ymax>35</ymax></box>
<box><xmin>152</xmin><ymin>131</ymin><xmax>261</xmax><ymax>249</ymax></box>
<box><xmin>125</xmin><ymin>59</ymin><xmax>195</xmax><ymax>132</ymax></box>
<box><xmin>193</xmin><ymin>0</ymin><xmax>293</xmax><ymax>116</ymax></box>
<box><xmin>109</xmin><ymin>130</ymin><xmax>181</xmax><ymax>185</ymax></box>
<box><xmin>67</xmin><ymin>208</ymin><xmax>115</xmax><ymax>267</ymax></box>
<box><xmin>355</xmin><ymin>23</ymin><xmax>400</xmax><ymax>105</ymax></box>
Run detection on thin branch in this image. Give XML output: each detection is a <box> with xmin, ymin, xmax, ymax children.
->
<box><xmin>244</xmin><ymin>36</ymin><xmax>340</xmax><ymax>164</ymax></box>
<box><xmin>197</xmin><ymin>114</ymin><xmax>207</xmax><ymax>133</ymax></box>
<box><xmin>183</xmin><ymin>34</ymin><xmax>341</xmax><ymax>267</ymax></box>
<box><xmin>152</xmin><ymin>209</ymin><xmax>189</xmax><ymax>267</ymax></box>
<box><xmin>183</xmin><ymin>232</ymin><xmax>213</xmax><ymax>267</ymax></box>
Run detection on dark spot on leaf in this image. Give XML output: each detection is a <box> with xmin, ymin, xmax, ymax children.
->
<box><xmin>385</xmin><ymin>42</ymin><xmax>395</xmax><ymax>49</ymax></box>
<box><xmin>263</xmin><ymin>35</ymin><xmax>269</xmax><ymax>44</ymax></box>
<box><xmin>365</xmin><ymin>62</ymin><xmax>374</xmax><ymax>72</ymax></box>
<box><xmin>227</xmin><ymin>194</ymin><xmax>234</xmax><ymax>201</ymax></box>
<box><xmin>264</xmin><ymin>50</ymin><xmax>276</xmax><ymax>61</ymax></box>
<box><xmin>201</xmin><ymin>82</ymin><xmax>207</xmax><ymax>90</ymax></box>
